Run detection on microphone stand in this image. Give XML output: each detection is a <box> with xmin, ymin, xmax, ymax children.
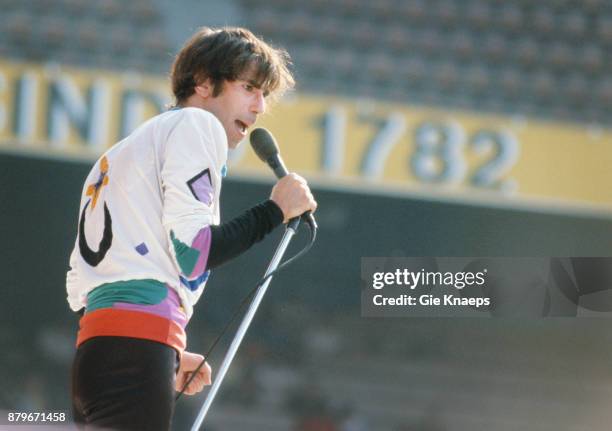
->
<box><xmin>190</xmin><ymin>217</ymin><xmax>302</xmax><ymax>431</ymax></box>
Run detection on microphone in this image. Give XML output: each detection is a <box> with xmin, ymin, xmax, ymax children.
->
<box><xmin>250</xmin><ymin>128</ymin><xmax>317</xmax><ymax>230</ymax></box>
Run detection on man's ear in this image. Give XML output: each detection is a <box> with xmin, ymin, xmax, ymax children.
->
<box><xmin>194</xmin><ymin>79</ymin><xmax>213</xmax><ymax>99</ymax></box>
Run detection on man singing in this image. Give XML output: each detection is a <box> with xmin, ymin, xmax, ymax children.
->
<box><xmin>67</xmin><ymin>27</ymin><xmax>317</xmax><ymax>430</ymax></box>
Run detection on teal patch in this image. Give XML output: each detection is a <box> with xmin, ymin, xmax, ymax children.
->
<box><xmin>86</xmin><ymin>279</ymin><xmax>167</xmax><ymax>312</ymax></box>
<box><xmin>170</xmin><ymin>230</ymin><xmax>200</xmax><ymax>276</ymax></box>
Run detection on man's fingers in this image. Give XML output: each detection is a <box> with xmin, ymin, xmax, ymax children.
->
<box><xmin>270</xmin><ymin>172</ymin><xmax>318</xmax><ymax>222</ymax></box>
<box><xmin>202</xmin><ymin>362</ymin><xmax>212</xmax><ymax>385</ymax></box>
<box><xmin>175</xmin><ymin>371</ymin><xmax>188</xmax><ymax>392</ymax></box>
<box><xmin>177</xmin><ymin>365</ymin><xmax>212</xmax><ymax>395</ymax></box>
<box><xmin>185</xmin><ymin>373</ymin><xmax>205</xmax><ymax>395</ymax></box>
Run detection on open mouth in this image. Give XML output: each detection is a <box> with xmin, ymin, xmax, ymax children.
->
<box><xmin>235</xmin><ymin>120</ymin><xmax>248</xmax><ymax>134</ymax></box>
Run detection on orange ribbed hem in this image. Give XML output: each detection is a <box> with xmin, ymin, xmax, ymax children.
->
<box><xmin>76</xmin><ymin>308</ymin><xmax>187</xmax><ymax>354</ymax></box>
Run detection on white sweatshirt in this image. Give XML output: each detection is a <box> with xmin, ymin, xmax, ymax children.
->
<box><xmin>66</xmin><ymin>107</ymin><xmax>228</xmax><ymax>318</ymax></box>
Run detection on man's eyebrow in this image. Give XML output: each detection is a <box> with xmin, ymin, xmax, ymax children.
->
<box><xmin>245</xmin><ymin>79</ymin><xmax>270</xmax><ymax>96</ymax></box>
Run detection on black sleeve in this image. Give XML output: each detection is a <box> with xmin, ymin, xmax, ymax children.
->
<box><xmin>207</xmin><ymin>199</ymin><xmax>284</xmax><ymax>269</ymax></box>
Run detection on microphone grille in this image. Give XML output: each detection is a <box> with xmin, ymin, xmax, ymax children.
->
<box><xmin>250</xmin><ymin>128</ymin><xmax>279</xmax><ymax>162</ymax></box>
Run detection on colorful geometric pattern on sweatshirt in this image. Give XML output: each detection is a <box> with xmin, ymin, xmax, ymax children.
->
<box><xmin>170</xmin><ymin>227</ymin><xmax>212</xmax><ymax>292</ymax></box>
<box><xmin>76</xmin><ymin>279</ymin><xmax>187</xmax><ymax>353</ymax></box>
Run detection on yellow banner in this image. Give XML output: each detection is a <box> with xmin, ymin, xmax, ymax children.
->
<box><xmin>1</xmin><ymin>59</ymin><xmax>611</xmax><ymax>212</ymax></box>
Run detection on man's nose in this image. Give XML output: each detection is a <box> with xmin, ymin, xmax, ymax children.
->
<box><xmin>252</xmin><ymin>91</ymin><xmax>266</xmax><ymax>114</ymax></box>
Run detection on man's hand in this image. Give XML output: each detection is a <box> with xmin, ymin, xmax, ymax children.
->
<box><xmin>270</xmin><ymin>173</ymin><xmax>318</xmax><ymax>223</ymax></box>
<box><xmin>175</xmin><ymin>351</ymin><xmax>212</xmax><ymax>395</ymax></box>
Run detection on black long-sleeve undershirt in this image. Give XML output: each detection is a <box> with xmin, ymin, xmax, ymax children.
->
<box><xmin>206</xmin><ymin>199</ymin><xmax>284</xmax><ymax>269</ymax></box>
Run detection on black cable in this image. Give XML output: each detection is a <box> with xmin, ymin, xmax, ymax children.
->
<box><xmin>175</xmin><ymin>221</ymin><xmax>317</xmax><ymax>401</ymax></box>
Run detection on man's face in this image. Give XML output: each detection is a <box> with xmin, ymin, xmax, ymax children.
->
<box><xmin>198</xmin><ymin>78</ymin><xmax>267</xmax><ymax>149</ymax></box>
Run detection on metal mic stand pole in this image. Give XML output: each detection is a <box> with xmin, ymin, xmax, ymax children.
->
<box><xmin>190</xmin><ymin>218</ymin><xmax>301</xmax><ymax>431</ymax></box>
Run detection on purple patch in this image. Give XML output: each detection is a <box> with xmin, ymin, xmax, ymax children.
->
<box><xmin>188</xmin><ymin>227</ymin><xmax>212</xmax><ymax>278</ymax></box>
<box><xmin>135</xmin><ymin>242</ymin><xmax>149</xmax><ymax>255</ymax></box>
<box><xmin>113</xmin><ymin>288</ymin><xmax>187</xmax><ymax>328</ymax></box>
<box><xmin>187</xmin><ymin>169</ymin><xmax>214</xmax><ymax>205</ymax></box>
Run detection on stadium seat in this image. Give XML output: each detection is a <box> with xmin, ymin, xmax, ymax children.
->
<box><xmin>365</xmin><ymin>53</ymin><xmax>394</xmax><ymax>84</ymax></box>
<box><xmin>97</xmin><ymin>0</ymin><xmax>122</xmax><ymax>21</ymax></box>
<box><xmin>530</xmin><ymin>6</ymin><xmax>557</xmax><ymax>36</ymax></box>
<box><xmin>531</xmin><ymin>70</ymin><xmax>556</xmax><ymax>101</ymax></box>
<box><xmin>40</xmin><ymin>18</ymin><xmax>67</xmax><ymax>50</ymax></box>
<box><xmin>130</xmin><ymin>0</ymin><xmax>161</xmax><ymax>25</ymax></box>
<box><xmin>6</xmin><ymin>12</ymin><xmax>33</xmax><ymax>50</ymax></box>
<box><xmin>319</xmin><ymin>16</ymin><xmax>343</xmax><ymax>46</ymax></box>
<box><xmin>368</xmin><ymin>0</ymin><xmax>395</xmax><ymax>20</ymax></box>
<box><xmin>384</xmin><ymin>25</ymin><xmax>409</xmax><ymax>53</ymax></box>
<box><xmin>482</xmin><ymin>33</ymin><xmax>507</xmax><ymax>63</ymax></box>
<box><xmin>464</xmin><ymin>64</ymin><xmax>491</xmax><ymax>94</ymax></box>
<box><xmin>435</xmin><ymin>0</ymin><xmax>460</xmax><ymax>27</ymax></box>
<box><xmin>465</xmin><ymin>0</ymin><xmax>492</xmax><ymax>30</ymax></box>
<box><xmin>351</xmin><ymin>20</ymin><xmax>377</xmax><ymax>49</ymax></box>
<box><xmin>580</xmin><ymin>44</ymin><xmax>604</xmax><ymax>75</ymax></box>
<box><xmin>546</xmin><ymin>42</ymin><xmax>574</xmax><ymax>70</ymax></box>
<box><xmin>564</xmin><ymin>73</ymin><xmax>589</xmax><ymax>105</ymax></box>
<box><xmin>562</xmin><ymin>11</ymin><xmax>587</xmax><ymax>39</ymax></box>
<box><xmin>514</xmin><ymin>37</ymin><xmax>540</xmax><ymax>68</ymax></box>
<box><xmin>449</xmin><ymin>30</ymin><xmax>476</xmax><ymax>60</ymax></box>
<box><xmin>499</xmin><ymin>68</ymin><xmax>522</xmax><ymax>96</ymax></box>
<box><xmin>399</xmin><ymin>0</ymin><xmax>427</xmax><ymax>22</ymax></box>
<box><xmin>498</xmin><ymin>3</ymin><xmax>523</xmax><ymax>32</ymax></box>
<box><xmin>62</xmin><ymin>0</ymin><xmax>88</xmax><ymax>17</ymax></box>
<box><xmin>75</xmin><ymin>22</ymin><xmax>100</xmax><ymax>51</ymax></box>
<box><xmin>433</xmin><ymin>61</ymin><xmax>459</xmax><ymax>90</ymax></box>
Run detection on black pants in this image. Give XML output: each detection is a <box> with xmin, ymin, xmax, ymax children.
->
<box><xmin>72</xmin><ymin>337</ymin><xmax>179</xmax><ymax>431</ymax></box>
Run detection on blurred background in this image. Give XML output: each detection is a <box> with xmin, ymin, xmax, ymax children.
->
<box><xmin>2</xmin><ymin>0</ymin><xmax>612</xmax><ymax>430</ymax></box>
